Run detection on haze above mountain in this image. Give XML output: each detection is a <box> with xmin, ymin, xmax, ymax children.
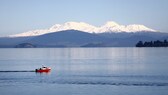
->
<box><xmin>10</xmin><ymin>21</ymin><xmax>157</xmax><ymax>37</ymax></box>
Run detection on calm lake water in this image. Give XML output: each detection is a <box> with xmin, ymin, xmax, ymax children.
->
<box><xmin>0</xmin><ymin>48</ymin><xmax>168</xmax><ymax>95</ymax></box>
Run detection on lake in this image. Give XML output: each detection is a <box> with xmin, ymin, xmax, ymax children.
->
<box><xmin>0</xmin><ymin>48</ymin><xmax>168</xmax><ymax>95</ymax></box>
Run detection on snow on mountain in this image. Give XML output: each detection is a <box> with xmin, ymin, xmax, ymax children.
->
<box><xmin>98</xmin><ymin>22</ymin><xmax>156</xmax><ymax>33</ymax></box>
<box><xmin>10</xmin><ymin>21</ymin><xmax>157</xmax><ymax>37</ymax></box>
<box><xmin>49</xmin><ymin>22</ymin><xmax>98</xmax><ymax>33</ymax></box>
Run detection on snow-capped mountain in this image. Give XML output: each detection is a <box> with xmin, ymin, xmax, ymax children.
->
<box><xmin>10</xmin><ymin>21</ymin><xmax>157</xmax><ymax>37</ymax></box>
<box><xmin>99</xmin><ymin>22</ymin><xmax>156</xmax><ymax>33</ymax></box>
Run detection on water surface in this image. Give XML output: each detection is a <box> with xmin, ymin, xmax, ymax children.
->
<box><xmin>0</xmin><ymin>48</ymin><xmax>168</xmax><ymax>95</ymax></box>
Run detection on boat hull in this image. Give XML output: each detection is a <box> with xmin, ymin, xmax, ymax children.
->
<box><xmin>35</xmin><ymin>68</ymin><xmax>51</xmax><ymax>73</ymax></box>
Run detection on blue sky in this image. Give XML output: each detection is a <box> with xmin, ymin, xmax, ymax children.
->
<box><xmin>0</xmin><ymin>0</ymin><xmax>168</xmax><ymax>36</ymax></box>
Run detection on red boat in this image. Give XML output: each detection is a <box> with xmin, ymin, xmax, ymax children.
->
<box><xmin>35</xmin><ymin>66</ymin><xmax>51</xmax><ymax>73</ymax></box>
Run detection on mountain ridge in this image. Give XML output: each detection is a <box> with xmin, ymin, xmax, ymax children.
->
<box><xmin>9</xmin><ymin>21</ymin><xmax>157</xmax><ymax>37</ymax></box>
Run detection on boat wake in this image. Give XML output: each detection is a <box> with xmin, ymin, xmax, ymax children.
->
<box><xmin>0</xmin><ymin>70</ymin><xmax>35</xmax><ymax>72</ymax></box>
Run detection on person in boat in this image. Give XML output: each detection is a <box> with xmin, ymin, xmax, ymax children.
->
<box><xmin>41</xmin><ymin>65</ymin><xmax>48</xmax><ymax>69</ymax></box>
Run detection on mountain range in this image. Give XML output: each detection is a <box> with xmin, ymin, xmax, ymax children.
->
<box><xmin>0</xmin><ymin>21</ymin><xmax>168</xmax><ymax>48</ymax></box>
<box><xmin>9</xmin><ymin>21</ymin><xmax>156</xmax><ymax>37</ymax></box>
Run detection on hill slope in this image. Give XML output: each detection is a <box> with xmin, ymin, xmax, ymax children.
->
<box><xmin>24</xmin><ymin>30</ymin><xmax>111</xmax><ymax>47</ymax></box>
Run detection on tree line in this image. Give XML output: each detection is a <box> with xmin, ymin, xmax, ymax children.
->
<box><xmin>136</xmin><ymin>39</ymin><xmax>168</xmax><ymax>47</ymax></box>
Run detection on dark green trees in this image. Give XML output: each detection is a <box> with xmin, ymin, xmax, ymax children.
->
<box><xmin>136</xmin><ymin>39</ymin><xmax>168</xmax><ymax>47</ymax></box>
